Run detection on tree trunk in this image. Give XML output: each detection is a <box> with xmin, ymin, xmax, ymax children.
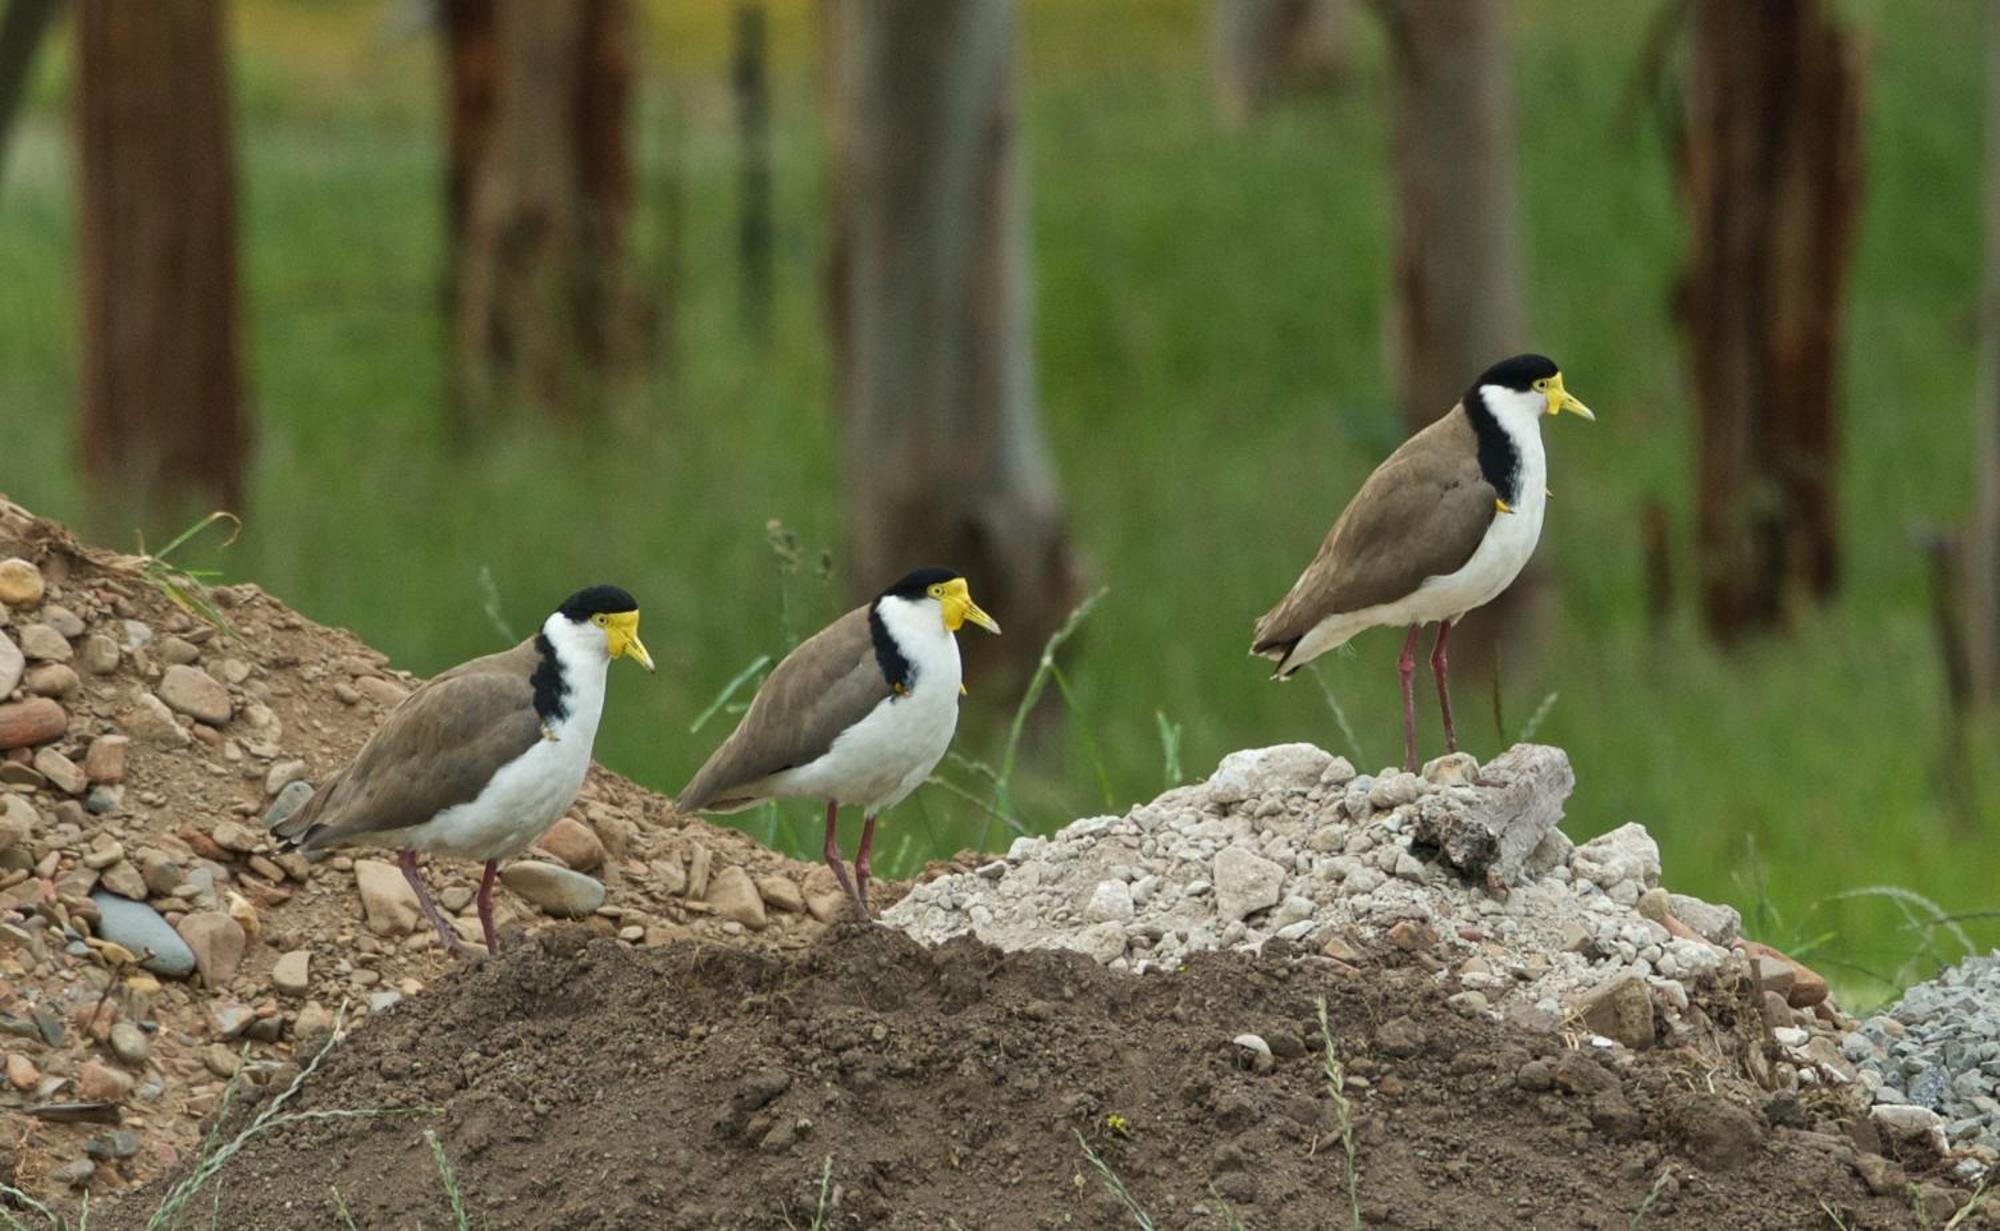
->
<box><xmin>444</xmin><ymin>0</ymin><xmax>633</xmax><ymax>431</ymax></box>
<box><xmin>1677</xmin><ymin>0</ymin><xmax>1862</xmax><ymax>643</ymax></box>
<box><xmin>1374</xmin><ymin>0</ymin><xmax>1534</xmax><ymax>698</ymax></box>
<box><xmin>826</xmin><ymin>0</ymin><xmax>1081</xmax><ymax>680</ymax></box>
<box><xmin>0</xmin><ymin>0</ymin><xmax>63</xmax><ymax>186</ymax></box>
<box><xmin>1970</xmin><ymin>0</ymin><xmax>2000</xmax><ymax>703</ymax></box>
<box><xmin>735</xmin><ymin>2</ymin><xmax>772</xmax><ymax>341</ymax></box>
<box><xmin>75</xmin><ymin>0</ymin><xmax>246</xmax><ymax>513</ymax></box>
<box><xmin>1375</xmin><ymin>0</ymin><xmax>1527</xmax><ymax>431</ymax></box>
<box><xmin>1212</xmin><ymin>0</ymin><xmax>1350</xmax><ymax>125</ymax></box>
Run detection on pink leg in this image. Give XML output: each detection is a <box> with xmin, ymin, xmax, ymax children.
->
<box><xmin>475</xmin><ymin>859</ymin><xmax>500</xmax><ymax>955</ymax></box>
<box><xmin>854</xmin><ymin>814</ymin><xmax>878</xmax><ymax>918</ymax></box>
<box><xmin>1431</xmin><ymin>619</ymin><xmax>1456</xmax><ymax>755</ymax></box>
<box><xmin>1397</xmin><ymin>623</ymin><xmax>1422</xmax><ymax>773</ymax></box>
<box><xmin>822</xmin><ymin>800</ymin><xmax>866</xmax><ymax>922</ymax></box>
<box><xmin>399</xmin><ymin>849</ymin><xmax>471</xmax><ymax>957</ymax></box>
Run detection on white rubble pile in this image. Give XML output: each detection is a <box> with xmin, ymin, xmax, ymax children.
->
<box><xmin>886</xmin><ymin>743</ymin><xmax>1747</xmax><ymax>1039</ymax></box>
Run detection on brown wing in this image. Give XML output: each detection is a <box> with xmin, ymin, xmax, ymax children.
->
<box><xmin>677</xmin><ymin>606</ymin><xmax>893</xmax><ymax>812</ymax></box>
<box><xmin>274</xmin><ymin>640</ymin><xmax>543</xmax><ymax>852</ymax></box>
<box><xmin>1253</xmin><ymin>406</ymin><xmax>1498</xmax><ymax>655</ymax></box>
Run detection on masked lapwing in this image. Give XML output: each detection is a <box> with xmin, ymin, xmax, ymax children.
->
<box><xmin>1252</xmin><ymin>354</ymin><xmax>1593</xmax><ymax>772</ymax></box>
<box><xmin>677</xmin><ymin>568</ymin><xmax>1000</xmax><ymax>921</ymax></box>
<box><xmin>275</xmin><ymin>586</ymin><xmax>654</xmax><ymax>956</ymax></box>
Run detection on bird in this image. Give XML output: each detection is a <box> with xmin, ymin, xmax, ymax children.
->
<box><xmin>273</xmin><ymin>585</ymin><xmax>654</xmax><ymax>957</ymax></box>
<box><xmin>1251</xmin><ymin>354</ymin><xmax>1593</xmax><ymax>773</ymax></box>
<box><xmin>676</xmin><ymin>567</ymin><xmax>1000</xmax><ymax>921</ymax></box>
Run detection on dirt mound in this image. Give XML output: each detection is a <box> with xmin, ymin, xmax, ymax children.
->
<box><xmin>0</xmin><ymin>497</ymin><xmax>838</xmax><ymax>1202</ymax></box>
<box><xmin>114</xmin><ymin>925</ymin><xmax>1949</xmax><ymax>1229</ymax></box>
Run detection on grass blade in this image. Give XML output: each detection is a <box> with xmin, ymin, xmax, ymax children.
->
<box><xmin>1073</xmin><ymin>1130</ymin><xmax>1155</xmax><ymax>1230</ymax></box>
<box><xmin>690</xmin><ymin>654</ymin><xmax>772</xmax><ymax>734</ymax></box>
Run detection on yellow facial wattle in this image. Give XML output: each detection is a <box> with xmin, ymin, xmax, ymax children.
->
<box><xmin>605</xmin><ymin>610</ymin><xmax>655</xmax><ymax>671</ymax></box>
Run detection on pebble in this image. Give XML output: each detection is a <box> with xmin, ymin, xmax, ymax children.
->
<box><xmin>1576</xmin><ymin>972</ymin><xmax>1654</xmax><ymax>1051</ymax></box>
<box><xmin>33</xmin><ymin>747</ymin><xmax>87</xmax><ymax>795</ymax></box>
<box><xmin>0</xmin><ymin>557</ymin><xmax>45</xmax><ymax>606</ymax></box>
<box><xmin>263</xmin><ymin>780</ymin><xmax>314</xmax><ymax>831</ymax></box>
<box><xmin>85</xmin><ymin>1130</ymin><xmax>139</xmax><ymax>1161</ymax></box>
<box><xmin>83</xmin><ymin>734</ymin><xmax>128</xmax><ymax>784</ymax></box>
<box><xmin>264</xmin><ymin>759</ymin><xmax>308</xmax><ymax>796</ymax></box>
<box><xmin>536</xmin><ymin>816</ymin><xmax>605</xmax><ymax>872</ymax></box>
<box><xmin>18</xmin><ymin>622</ymin><xmax>72</xmax><ymax>662</ymax></box>
<box><xmin>109</xmin><ymin>1020</ymin><xmax>150</xmax><ymax>1065</ymax></box>
<box><xmin>756</xmin><ymin>875</ymin><xmax>804</xmax><ymax>913</ymax></box>
<box><xmin>90</xmin><ymin>892</ymin><xmax>197</xmax><ymax>977</ymax></box>
<box><xmin>176</xmin><ymin>911</ymin><xmax>248</xmax><ymax>985</ymax></box>
<box><xmin>1213</xmin><ymin>846</ymin><xmax>1283</xmax><ymax>923</ymax></box>
<box><xmin>500</xmin><ymin>861</ymin><xmax>604</xmax><ymax>917</ymax></box>
<box><xmin>0</xmin><ymin>629</ymin><xmax>20</xmax><ymax>695</ymax></box>
<box><xmin>52</xmin><ymin>1159</ymin><xmax>94</xmax><ymax>1188</ymax></box>
<box><xmin>78</xmin><ymin>633</ymin><xmax>119</xmax><ymax>674</ymax></box>
<box><xmin>354</xmin><ymin>859</ymin><xmax>423</xmax><ymax>937</ymax></box>
<box><xmin>125</xmin><ymin>691</ymin><xmax>189</xmax><ymax>748</ymax></box>
<box><xmin>157</xmin><ymin>664</ymin><xmax>232</xmax><ymax>725</ymax></box>
<box><xmin>211</xmin><ymin>819</ymin><xmax>264</xmax><ymax>853</ymax></box>
<box><xmin>0</xmin><ymin>794</ymin><xmax>34</xmax><ymax>851</ymax></box>
<box><xmin>76</xmin><ymin>1059</ymin><xmax>134</xmax><ymax>1102</ymax></box>
<box><xmin>24</xmin><ymin>663</ymin><xmax>79</xmax><ymax>697</ymax></box>
<box><xmin>0</xmin><ymin>696</ymin><xmax>67</xmax><ymax>749</ymax></box>
<box><xmin>705</xmin><ymin>865</ymin><xmax>767</xmax><ymax>930</ymax></box>
<box><xmin>5</xmin><ymin>1052</ymin><xmax>37</xmax><ymax>1090</ymax></box>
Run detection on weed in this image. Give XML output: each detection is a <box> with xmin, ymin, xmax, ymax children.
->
<box><xmin>1817</xmin><ymin>1196</ymin><xmax>1853</xmax><ymax>1229</ymax></box>
<box><xmin>1314</xmin><ymin>998</ymin><xmax>1361</xmax><ymax>1231</ymax></box>
<box><xmin>978</xmin><ymin>587</ymin><xmax>1109</xmax><ymax>850</ymax></box>
<box><xmin>128</xmin><ymin>511</ymin><xmax>241</xmax><ymax>637</ymax></box>
<box><xmin>1943</xmin><ymin>1174</ymin><xmax>1990</xmax><ymax>1230</ymax></box>
<box><xmin>1208</xmin><ymin>1185</ymin><xmax>1250</xmax><ymax>1231</ymax></box>
<box><xmin>1517</xmin><ymin>691</ymin><xmax>1560</xmax><ymax>743</ymax></box>
<box><xmin>1074</xmin><ymin>1129</ymin><xmax>1156</xmax><ymax>1230</ymax></box>
<box><xmin>1306</xmin><ymin>664</ymin><xmax>1369</xmax><ymax>769</ymax></box>
<box><xmin>1154</xmin><ymin>711</ymin><xmax>1184</xmax><ymax>787</ymax></box>
<box><xmin>425</xmin><ymin>1129</ymin><xmax>469</xmax><ymax>1231</ymax></box>
<box><xmin>1628</xmin><ymin>1166</ymin><xmax>1673</xmax><ymax>1228</ymax></box>
<box><xmin>779</xmin><ymin>1156</ymin><xmax>835</xmax><ymax>1231</ymax></box>
<box><xmin>689</xmin><ymin>653</ymin><xmax>772</xmax><ymax>733</ymax></box>
<box><xmin>475</xmin><ymin>564</ymin><xmax>517</xmax><ymax>642</ymax></box>
<box><xmin>329</xmin><ymin>1187</ymin><xmax>359</xmax><ymax>1231</ymax></box>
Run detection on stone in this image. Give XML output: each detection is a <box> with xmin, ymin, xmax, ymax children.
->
<box><xmin>500</xmin><ymin>861</ymin><xmax>604</xmax><ymax>917</ymax></box>
<box><xmin>1667</xmin><ymin>893</ymin><xmax>1741</xmax><ymax>944</ymax></box>
<box><xmin>78</xmin><ymin>633</ymin><xmax>120</xmax><ymax>675</ymax></box>
<box><xmin>1421</xmin><ymin>752</ymin><xmax>1479</xmax><ymax>787</ymax></box>
<box><xmin>0</xmin><ymin>629</ymin><xmax>20</xmax><ymax>696</ymax></box>
<box><xmin>1872</xmin><ymin>1104</ymin><xmax>1949</xmax><ymax>1155</ymax></box>
<box><xmin>5</xmin><ymin>1052</ymin><xmax>36</xmax><ymax>1090</ymax></box>
<box><xmin>1386</xmin><ymin>919</ymin><xmax>1437</xmax><ymax>951</ymax></box>
<box><xmin>264</xmin><ymin>759</ymin><xmax>308</xmax><ymax>796</ymax></box>
<box><xmin>176</xmin><ymin>911</ymin><xmax>247</xmax><ymax>985</ymax></box>
<box><xmin>24</xmin><ymin>662</ymin><xmax>78</xmax><ymax>698</ymax></box>
<box><xmin>158</xmin><ymin>636</ymin><xmax>200</xmax><ymax>665</ymax></box>
<box><xmin>83</xmin><ymin>735</ymin><xmax>128</xmax><ymax>784</ymax></box>
<box><xmin>263</xmin><ymin>780</ymin><xmax>314</xmax><ymax>831</ymax></box>
<box><xmin>85</xmin><ymin>1131</ymin><xmax>140</xmax><ymax>1162</ymax></box>
<box><xmin>90</xmin><ymin>892</ymin><xmax>196</xmax><ymax>977</ymax></box>
<box><xmin>1205</xmin><ymin>743</ymin><xmax>1334</xmax><ymax>806</ymax></box>
<box><xmin>52</xmin><ymin>1159</ymin><xmax>95</xmax><ymax>1189</ymax></box>
<box><xmin>756</xmin><ymin>875</ymin><xmax>804</xmax><ymax>913</ymax></box>
<box><xmin>686</xmin><ymin>844</ymin><xmax>713</xmax><ymax>900</ymax></box>
<box><xmin>1571</xmin><ymin>822</ymin><xmax>1662</xmax><ymax>891</ymax></box>
<box><xmin>1409</xmin><ymin>744</ymin><xmax>1575</xmax><ymax>887</ymax></box>
<box><xmin>706</xmin><ymin>865</ymin><xmax>767</xmax><ymax>930</ymax></box>
<box><xmin>33</xmin><ymin>747</ymin><xmax>86</xmax><ymax>795</ymax></box>
<box><xmin>1085</xmin><ymin>879</ymin><xmax>1135</xmax><ymax>923</ymax></box>
<box><xmin>41</xmin><ymin>604</ymin><xmax>83</xmax><ymax>637</ymax></box>
<box><xmin>536</xmin><ymin>815</ymin><xmax>605</xmax><ymax>872</ymax></box>
<box><xmin>158</xmin><ymin>664</ymin><xmax>232</xmax><ymax>725</ymax></box>
<box><xmin>0</xmin><ymin>794</ymin><xmax>33</xmax><ymax>851</ymax></box>
<box><xmin>76</xmin><ymin>1059</ymin><xmax>133</xmax><ymax>1103</ymax></box>
<box><xmin>109</xmin><ymin>1021</ymin><xmax>150</xmax><ymax>1065</ymax></box>
<box><xmin>210</xmin><ymin>819</ymin><xmax>263</xmax><ymax>854</ymax></box>
<box><xmin>0</xmin><ymin>696</ymin><xmax>67</xmax><ymax>748</ymax></box>
<box><xmin>17</xmin><ymin>622</ymin><xmax>71</xmax><ymax>662</ymax></box>
<box><xmin>357</xmin><ymin>676</ymin><xmax>411</xmax><ymax>708</ymax></box>
<box><xmin>272</xmin><ymin>949</ymin><xmax>311</xmax><ymax>996</ymax></box>
<box><xmin>125</xmin><ymin>691</ymin><xmax>189</xmax><ymax>748</ymax></box>
<box><xmin>1213</xmin><ymin>846</ymin><xmax>1284</xmax><ymax>923</ymax></box>
<box><xmin>99</xmin><ymin>859</ymin><xmax>148</xmax><ymax>901</ymax></box>
<box><xmin>204</xmin><ymin>1043</ymin><xmax>242</xmax><ymax>1078</ymax></box>
<box><xmin>802</xmin><ymin>866</ymin><xmax>852</xmax><ymax>923</ymax></box>
<box><xmin>1374</xmin><ymin>1015</ymin><xmax>1427</xmax><ymax>1058</ymax></box>
<box><xmin>1578</xmin><ymin>972</ymin><xmax>1654</xmax><ymax>1050</ymax></box>
<box><xmin>355</xmin><ymin>859</ymin><xmax>423</xmax><ymax>937</ymax></box>
<box><xmin>0</xmin><ymin>557</ymin><xmax>45</xmax><ymax>607</ymax></box>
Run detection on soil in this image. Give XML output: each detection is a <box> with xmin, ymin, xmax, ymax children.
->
<box><xmin>118</xmin><ymin>926</ymin><xmax>1962</xmax><ymax>1230</ymax></box>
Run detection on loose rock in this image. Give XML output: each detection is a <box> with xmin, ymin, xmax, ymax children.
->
<box><xmin>157</xmin><ymin>664</ymin><xmax>232</xmax><ymax>725</ymax></box>
<box><xmin>501</xmin><ymin>861</ymin><xmax>605</xmax><ymax>917</ymax></box>
<box><xmin>706</xmin><ymin>865</ymin><xmax>768</xmax><ymax>930</ymax></box>
<box><xmin>354</xmin><ymin>859</ymin><xmax>423</xmax><ymax>937</ymax></box>
<box><xmin>0</xmin><ymin>557</ymin><xmax>45</xmax><ymax>606</ymax></box>
<box><xmin>0</xmin><ymin>696</ymin><xmax>67</xmax><ymax>749</ymax></box>
<box><xmin>90</xmin><ymin>892</ymin><xmax>197</xmax><ymax>977</ymax></box>
<box><xmin>176</xmin><ymin>911</ymin><xmax>248</xmax><ymax>985</ymax></box>
<box><xmin>536</xmin><ymin>816</ymin><xmax>606</xmax><ymax>873</ymax></box>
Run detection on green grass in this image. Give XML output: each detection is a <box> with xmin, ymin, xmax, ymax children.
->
<box><xmin>1</xmin><ymin>0</ymin><xmax>1996</xmax><ymax>1004</ymax></box>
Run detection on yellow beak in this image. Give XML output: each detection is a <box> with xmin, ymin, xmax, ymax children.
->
<box><xmin>605</xmin><ymin>611</ymin><xmax>655</xmax><ymax>671</ymax></box>
<box><xmin>940</xmin><ymin>579</ymin><xmax>1002</xmax><ymax>635</ymax></box>
<box><xmin>1545</xmin><ymin>373</ymin><xmax>1595</xmax><ymax>421</ymax></box>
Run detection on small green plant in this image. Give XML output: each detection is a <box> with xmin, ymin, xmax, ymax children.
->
<box><xmin>131</xmin><ymin>511</ymin><xmax>242</xmax><ymax>637</ymax></box>
<box><xmin>779</xmin><ymin>1155</ymin><xmax>835</xmax><ymax>1231</ymax></box>
<box><xmin>0</xmin><ymin>1183</ymin><xmax>63</xmax><ymax>1231</ymax></box>
<box><xmin>329</xmin><ymin>1186</ymin><xmax>359</xmax><ymax>1231</ymax></box>
<box><xmin>978</xmin><ymin>587</ymin><xmax>1110</xmax><ymax>849</ymax></box>
<box><xmin>1628</xmin><ymin>1166</ymin><xmax>1673</xmax><ymax>1228</ymax></box>
<box><xmin>689</xmin><ymin>653</ymin><xmax>773</xmax><ymax>733</ymax></box>
<box><xmin>1315</xmin><ymin>998</ymin><xmax>1361</xmax><ymax>1231</ymax></box>
<box><xmin>1154</xmin><ymin>711</ymin><xmax>1184</xmax><ymax>788</ymax></box>
<box><xmin>1208</xmin><ymin>1184</ymin><xmax>1250</xmax><ymax>1231</ymax></box>
<box><xmin>1306</xmin><ymin>664</ymin><xmax>1369</xmax><ymax>769</ymax></box>
<box><xmin>1942</xmin><ymin>1174</ymin><xmax>1990</xmax><ymax>1230</ymax></box>
<box><xmin>1817</xmin><ymin>1196</ymin><xmax>1853</xmax><ymax>1229</ymax></box>
<box><xmin>425</xmin><ymin>1129</ymin><xmax>469</xmax><ymax>1230</ymax></box>
<box><xmin>1517</xmin><ymin>691</ymin><xmax>1560</xmax><ymax>743</ymax></box>
<box><xmin>1074</xmin><ymin>1130</ymin><xmax>1156</xmax><ymax>1231</ymax></box>
<box><xmin>475</xmin><ymin>564</ymin><xmax>517</xmax><ymax>642</ymax></box>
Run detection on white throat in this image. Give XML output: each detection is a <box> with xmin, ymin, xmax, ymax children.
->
<box><xmin>1477</xmin><ymin>383</ymin><xmax>1550</xmax><ymax>444</ymax></box>
<box><xmin>539</xmin><ymin>612</ymin><xmax>611</xmax><ymax>739</ymax></box>
<box><xmin>875</xmin><ymin>594</ymin><xmax>962</xmax><ymax>694</ymax></box>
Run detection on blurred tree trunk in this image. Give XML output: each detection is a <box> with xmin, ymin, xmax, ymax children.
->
<box><xmin>0</xmin><ymin>0</ymin><xmax>62</xmax><ymax>186</ymax></box>
<box><xmin>826</xmin><ymin>0</ymin><xmax>1081</xmax><ymax>680</ymax></box>
<box><xmin>75</xmin><ymin>0</ymin><xmax>247</xmax><ymax>512</ymax></box>
<box><xmin>1373</xmin><ymin>0</ymin><xmax>1535</xmax><ymax>694</ymax></box>
<box><xmin>1212</xmin><ymin>0</ymin><xmax>1350</xmax><ymax>125</ymax></box>
<box><xmin>443</xmin><ymin>0</ymin><xmax>633</xmax><ymax>431</ymax></box>
<box><xmin>1970</xmin><ymin>0</ymin><xmax>2000</xmax><ymax>702</ymax></box>
<box><xmin>1676</xmin><ymin>0</ymin><xmax>1861</xmax><ymax>644</ymax></box>
<box><xmin>735</xmin><ymin>2</ymin><xmax>772</xmax><ymax>342</ymax></box>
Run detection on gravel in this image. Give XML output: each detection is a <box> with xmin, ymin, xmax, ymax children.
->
<box><xmin>1846</xmin><ymin>953</ymin><xmax>2000</xmax><ymax>1157</ymax></box>
<box><xmin>886</xmin><ymin>742</ymin><xmax>1738</xmax><ymax>1041</ymax></box>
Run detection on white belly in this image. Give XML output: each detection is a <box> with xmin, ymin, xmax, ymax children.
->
<box><xmin>394</xmin><ymin>725</ymin><xmax>597</xmax><ymax>863</ymax></box>
<box><xmin>765</xmin><ymin>683</ymin><xmax>960</xmax><ymax>813</ymax></box>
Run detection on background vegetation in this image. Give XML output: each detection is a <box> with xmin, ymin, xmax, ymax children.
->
<box><xmin>2</xmin><ymin>0</ymin><xmax>1993</xmax><ymax>1004</ymax></box>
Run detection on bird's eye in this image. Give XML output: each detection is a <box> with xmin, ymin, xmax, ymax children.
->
<box><xmin>929</xmin><ymin>585</ymin><xmax>942</xmax><ymax>597</ymax></box>
<box><xmin>593</xmin><ymin>613</ymin><xmax>608</xmax><ymax>626</ymax></box>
